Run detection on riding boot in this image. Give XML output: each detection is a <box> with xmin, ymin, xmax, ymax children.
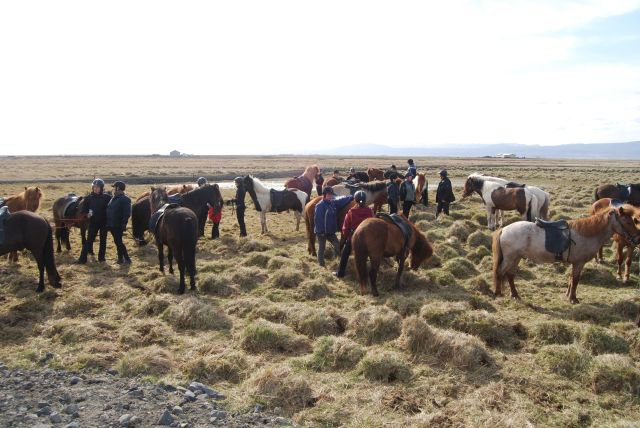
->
<box><xmin>336</xmin><ymin>240</ymin><xmax>352</xmax><ymax>277</ymax></box>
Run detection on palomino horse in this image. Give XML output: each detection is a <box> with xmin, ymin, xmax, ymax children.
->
<box><xmin>136</xmin><ymin>183</ymin><xmax>196</xmax><ymax>202</ymax></box>
<box><xmin>0</xmin><ymin>210</ymin><xmax>61</xmax><ymax>292</ymax></box>
<box><xmin>367</xmin><ymin>167</ymin><xmax>384</xmax><ymax>182</ymax></box>
<box><xmin>52</xmin><ymin>194</ymin><xmax>89</xmax><ymax>253</ymax></box>
<box><xmin>492</xmin><ymin>204</ymin><xmax>640</xmax><ymax>304</ymax></box>
<box><xmin>149</xmin><ymin>187</ymin><xmax>199</xmax><ymax>294</ymax></box>
<box><xmin>244</xmin><ymin>176</ymin><xmax>308</xmax><ymax>234</ymax></box>
<box><xmin>331</xmin><ymin>181</ymin><xmax>388</xmax><ymax>213</ymax></box>
<box><xmin>591</xmin><ymin>198</ymin><xmax>636</xmax><ymax>282</ymax></box>
<box><xmin>352</xmin><ymin>216</ymin><xmax>433</xmax><ymax>296</ymax></box>
<box><xmin>462</xmin><ymin>174</ymin><xmax>532</xmax><ymax>230</ymax></box>
<box><xmin>479</xmin><ymin>174</ymin><xmax>550</xmax><ymax>221</ymax></box>
<box><xmin>1</xmin><ymin>186</ymin><xmax>44</xmax><ymax>262</ymax></box>
<box><xmin>594</xmin><ymin>183</ymin><xmax>640</xmax><ymax>206</ymax></box>
<box><xmin>284</xmin><ymin>165</ymin><xmax>319</xmax><ymax>196</ymax></box>
<box><xmin>304</xmin><ymin>196</ymin><xmax>355</xmax><ymax>256</ymax></box>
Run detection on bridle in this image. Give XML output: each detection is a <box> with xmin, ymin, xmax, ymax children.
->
<box><xmin>613</xmin><ymin>212</ymin><xmax>640</xmax><ymax>245</ymax></box>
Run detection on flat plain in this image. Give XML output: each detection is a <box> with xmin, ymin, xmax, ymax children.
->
<box><xmin>1</xmin><ymin>155</ymin><xmax>640</xmax><ymax>427</ymax></box>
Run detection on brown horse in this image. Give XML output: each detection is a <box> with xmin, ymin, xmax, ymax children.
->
<box><xmin>415</xmin><ymin>173</ymin><xmax>426</xmax><ymax>202</ymax></box>
<box><xmin>52</xmin><ymin>194</ymin><xmax>89</xmax><ymax>253</ymax></box>
<box><xmin>0</xmin><ymin>211</ymin><xmax>61</xmax><ymax>292</ymax></box>
<box><xmin>304</xmin><ymin>196</ymin><xmax>355</xmax><ymax>256</ymax></box>
<box><xmin>594</xmin><ymin>183</ymin><xmax>640</xmax><ymax>206</ymax></box>
<box><xmin>493</xmin><ymin>204</ymin><xmax>640</xmax><ymax>304</ymax></box>
<box><xmin>284</xmin><ymin>165</ymin><xmax>319</xmax><ymax>196</ymax></box>
<box><xmin>150</xmin><ymin>187</ymin><xmax>199</xmax><ymax>294</ymax></box>
<box><xmin>323</xmin><ymin>177</ymin><xmax>341</xmax><ymax>188</ymax></box>
<box><xmin>1</xmin><ymin>186</ymin><xmax>44</xmax><ymax>262</ymax></box>
<box><xmin>367</xmin><ymin>167</ymin><xmax>384</xmax><ymax>182</ymax></box>
<box><xmin>352</xmin><ymin>216</ymin><xmax>433</xmax><ymax>296</ymax></box>
<box><xmin>136</xmin><ymin>183</ymin><xmax>196</xmax><ymax>202</ymax></box>
<box><xmin>591</xmin><ymin>198</ymin><xmax>636</xmax><ymax>282</ymax></box>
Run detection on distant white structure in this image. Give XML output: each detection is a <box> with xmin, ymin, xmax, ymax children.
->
<box><xmin>170</xmin><ymin>150</ymin><xmax>181</xmax><ymax>157</ymax></box>
<box><xmin>495</xmin><ymin>153</ymin><xmax>517</xmax><ymax>158</ymax></box>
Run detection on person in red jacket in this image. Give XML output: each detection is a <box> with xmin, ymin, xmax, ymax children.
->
<box><xmin>335</xmin><ymin>190</ymin><xmax>374</xmax><ymax>277</ymax></box>
<box><xmin>207</xmin><ymin>201</ymin><xmax>222</xmax><ymax>239</ymax></box>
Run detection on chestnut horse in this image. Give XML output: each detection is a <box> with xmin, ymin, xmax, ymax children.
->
<box><xmin>331</xmin><ymin>181</ymin><xmax>388</xmax><ymax>213</ymax></box>
<box><xmin>415</xmin><ymin>173</ymin><xmax>426</xmax><ymax>202</ymax></box>
<box><xmin>0</xmin><ymin>211</ymin><xmax>61</xmax><ymax>292</ymax></box>
<box><xmin>591</xmin><ymin>198</ymin><xmax>636</xmax><ymax>282</ymax></box>
<box><xmin>1</xmin><ymin>186</ymin><xmax>44</xmax><ymax>262</ymax></box>
<box><xmin>304</xmin><ymin>196</ymin><xmax>355</xmax><ymax>256</ymax></box>
<box><xmin>52</xmin><ymin>194</ymin><xmax>89</xmax><ymax>253</ymax></box>
<box><xmin>594</xmin><ymin>183</ymin><xmax>640</xmax><ymax>206</ymax></box>
<box><xmin>284</xmin><ymin>165</ymin><xmax>319</xmax><ymax>196</ymax></box>
<box><xmin>367</xmin><ymin>167</ymin><xmax>384</xmax><ymax>182</ymax></box>
<box><xmin>493</xmin><ymin>204</ymin><xmax>640</xmax><ymax>304</ymax></box>
<box><xmin>136</xmin><ymin>183</ymin><xmax>196</xmax><ymax>202</ymax></box>
<box><xmin>352</xmin><ymin>216</ymin><xmax>433</xmax><ymax>296</ymax></box>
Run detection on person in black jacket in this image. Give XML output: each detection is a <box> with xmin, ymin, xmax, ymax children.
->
<box><xmin>386</xmin><ymin>173</ymin><xmax>399</xmax><ymax>214</ymax></box>
<box><xmin>436</xmin><ymin>169</ymin><xmax>455</xmax><ymax>218</ymax></box>
<box><xmin>107</xmin><ymin>181</ymin><xmax>132</xmax><ymax>264</ymax></box>
<box><xmin>230</xmin><ymin>177</ymin><xmax>247</xmax><ymax>237</ymax></box>
<box><xmin>77</xmin><ymin>178</ymin><xmax>112</xmax><ymax>263</ymax></box>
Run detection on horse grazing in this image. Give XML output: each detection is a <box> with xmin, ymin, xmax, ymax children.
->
<box><xmin>331</xmin><ymin>181</ymin><xmax>388</xmax><ymax>213</ymax></box>
<box><xmin>463</xmin><ymin>174</ymin><xmax>531</xmax><ymax>230</ymax></box>
<box><xmin>136</xmin><ymin>183</ymin><xmax>196</xmax><ymax>202</ymax></box>
<box><xmin>52</xmin><ymin>194</ymin><xmax>89</xmax><ymax>253</ymax></box>
<box><xmin>0</xmin><ymin>210</ymin><xmax>61</xmax><ymax>292</ymax></box>
<box><xmin>244</xmin><ymin>176</ymin><xmax>308</xmax><ymax>234</ymax></box>
<box><xmin>352</xmin><ymin>215</ymin><xmax>433</xmax><ymax>296</ymax></box>
<box><xmin>367</xmin><ymin>167</ymin><xmax>384</xmax><ymax>182</ymax></box>
<box><xmin>492</xmin><ymin>204</ymin><xmax>640</xmax><ymax>304</ymax></box>
<box><xmin>594</xmin><ymin>183</ymin><xmax>640</xmax><ymax>206</ymax></box>
<box><xmin>284</xmin><ymin>165</ymin><xmax>319</xmax><ymax>196</ymax></box>
<box><xmin>149</xmin><ymin>187</ymin><xmax>199</xmax><ymax>294</ymax></box>
<box><xmin>591</xmin><ymin>198</ymin><xmax>636</xmax><ymax>282</ymax></box>
<box><xmin>303</xmin><ymin>196</ymin><xmax>355</xmax><ymax>256</ymax></box>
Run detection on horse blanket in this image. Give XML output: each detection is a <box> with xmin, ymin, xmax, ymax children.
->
<box><xmin>535</xmin><ymin>218</ymin><xmax>571</xmax><ymax>261</ymax></box>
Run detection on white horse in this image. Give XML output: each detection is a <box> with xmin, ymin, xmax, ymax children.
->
<box><xmin>478</xmin><ymin>174</ymin><xmax>550</xmax><ymax>221</ymax></box>
<box><xmin>242</xmin><ymin>176</ymin><xmax>308</xmax><ymax>234</ymax></box>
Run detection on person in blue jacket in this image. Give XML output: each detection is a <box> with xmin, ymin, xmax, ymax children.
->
<box><xmin>314</xmin><ymin>187</ymin><xmax>354</xmax><ymax>267</ymax></box>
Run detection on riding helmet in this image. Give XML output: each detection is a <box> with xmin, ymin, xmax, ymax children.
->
<box><xmin>234</xmin><ymin>176</ymin><xmax>243</xmax><ymax>184</ymax></box>
<box><xmin>112</xmin><ymin>181</ymin><xmax>126</xmax><ymax>191</ymax></box>
<box><xmin>197</xmin><ymin>177</ymin><xmax>208</xmax><ymax>186</ymax></box>
<box><xmin>439</xmin><ymin>169</ymin><xmax>448</xmax><ymax>177</ymax></box>
<box><xmin>407</xmin><ymin>159</ymin><xmax>414</xmax><ymax>165</ymax></box>
<box><xmin>92</xmin><ymin>178</ymin><xmax>105</xmax><ymax>188</ymax></box>
<box><xmin>354</xmin><ymin>190</ymin><xmax>367</xmax><ymax>205</ymax></box>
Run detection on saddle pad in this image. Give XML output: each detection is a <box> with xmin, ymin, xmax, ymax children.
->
<box><xmin>0</xmin><ymin>206</ymin><xmax>9</xmax><ymax>246</ymax></box>
<box><xmin>505</xmin><ymin>182</ymin><xmax>525</xmax><ymax>188</ymax></box>
<box><xmin>168</xmin><ymin>194</ymin><xmax>183</xmax><ymax>205</ymax></box>
<box><xmin>535</xmin><ymin>220</ymin><xmax>571</xmax><ymax>260</ymax></box>
<box><xmin>269</xmin><ymin>189</ymin><xmax>288</xmax><ymax>213</ymax></box>
<box><xmin>377</xmin><ymin>212</ymin><xmax>413</xmax><ymax>252</ymax></box>
<box><xmin>149</xmin><ymin>203</ymin><xmax>179</xmax><ymax>233</ymax></box>
<box><xmin>62</xmin><ymin>196</ymin><xmax>79</xmax><ymax>218</ymax></box>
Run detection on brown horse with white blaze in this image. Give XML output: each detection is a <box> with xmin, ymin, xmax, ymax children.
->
<box><xmin>493</xmin><ymin>204</ymin><xmax>640</xmax><ymax>304</ymax></box>
<box><xmin>352</xmin><ymin>217</ymin><xmax>433</xmax><ymax>296</ymax></box>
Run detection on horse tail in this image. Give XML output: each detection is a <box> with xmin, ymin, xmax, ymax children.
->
<box><xmin>526</xmin><ymin>198</ymin><xmax>533</xmax><ymax>222</ymax></box>
<box><xmin>492</xmin><ymin>229</ymin><xmax>504</xmax><ymax>293</ymax></box>
<box><xmin>540</xmin><ymin>195</ymin><xmax>550</xmax><ymax>220</ymax></box>
<box><xmin>352</xmin><ymin>231</ymin><xmax>369</xmax><ymax>286</ymax></box>
<box><xmin>43</xmin><ymin>222</ymin><xmax>61</xmax><ymax>285</ymax></box>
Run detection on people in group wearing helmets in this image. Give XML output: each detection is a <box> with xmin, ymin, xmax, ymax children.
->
<box><xmin>406</xmin><ymin>159</ymin><xmax>417</xmax><ymax>179</ymax></box>
<box><xmin>229</xmin><ymin>177</ymin><xmax>247</xmax><ymax>237</ymax></box>
<box><xmin>335</xmin><ymin>190</ymin><xmax>373</xmax><ymax>277</ymax></box>
<box><xmin>436</xmin><ymin>169</ymin><xmax>455</xmax><ymax>218</ymax></box>
<box><xmin>313</xmin><ymin>187</ymin><xmax>354</xmax><ymax>267</ymax></box>
<box><xmin>399</xmin><ymin>174</ymin><xmax>416</xmax><ymax>217</ymax></box>
<box><xmin>107</xmin><ymin>181</ymin><xmax>132</xmax><ymax>265</ymax></box>
<box><xmin>386</xmin><ymin>173</ymin><xmax>400</xmax><ymax>214</ymax></box>
<box><xmin>197</xmin><ymin>177</ymin><xmax>208</xmax><ymax>187</ymax></box>
<box><xmin>77</xmin><ymin>178</ymin><xmax>112</xmax><ymax>264</ymax></box>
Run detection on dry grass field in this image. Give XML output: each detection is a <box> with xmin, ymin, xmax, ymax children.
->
<box><xmin>2</xmin><ymin>156</ymin><xmax>640</xmax><ymax>426</ymax></box>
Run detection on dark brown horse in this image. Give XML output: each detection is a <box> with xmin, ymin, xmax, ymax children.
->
<box><xmin>52</xmin><ymin>194</ymin><xmax>89</xmax><ymax>253</ymax></box>
<box><xmin>352</xmin><ymin>216</ymin><xmax>433</xmax><ymax>296</ymax></box>
<box><xmin>1</xmin><ymin>186</ymin><xmax>44</xmax><ymax>262</ymax></box>
<box><xmin>0</xmin><ymin>211</ymin><xmax>61</xmax><ymax>292</ymax></box>
<box><xmin>150</xmin><ymin>187</ymin><xmax>199</xmax><ymax>294</ymax></box>
<box><xmin>284</xmin><ymin>165</ymin><xmax>319</xmax><ymax>196</ymax></box>
<box><xmin>303</xmin><ymin>196</ymin><xmax>355</xmax><ymax>256</ymax></box>
<box><xmin>131</xmin><ymin>196</ymin><xmax>151</xmax><ymax>245</ymax></box>
<box><xmin>594</xmin><ymin>183</ymin><xmax>640</xmax><ymax>206</ymax></box>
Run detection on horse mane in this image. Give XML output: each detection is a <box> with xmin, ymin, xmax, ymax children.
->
<box><xmin>303</xmin><ymin>164</ymin><xmax>319</xmax><ymax>177</ymax></box>
<box><xmin>569</xmin><ymin>209</ymin><xmax>611</xmax><ymax>237</ymax></box>
<box><xmin>249</xmin><ymin>176</ymin><xmax>270</xmax><ymax>193</ymax></box>
<box><xmin>410</xmin><ymin>222</ymin><xmax>433</xmax><ymax>266</ymax></box>
<box><xmin>358</xmin><ymin>181</ymin><xmax>386</xmax><ymax>192</ymax></box>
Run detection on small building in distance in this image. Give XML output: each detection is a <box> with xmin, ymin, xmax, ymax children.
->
<box><xmin>495</xmin><ymin>153</ymin><xmax>517</xmax><ymax>158</ymax></box>
<box><xmin>170</xmin><ymin>150</ymin><xmax>181</xmax><ymax>157</ymax></box>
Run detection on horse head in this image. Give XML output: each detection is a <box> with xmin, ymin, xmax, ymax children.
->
<box><xmin>462</xmin><ymin>177</ymin><xmax>476</xmax><ymax>198</ymax></box>
<box><xmin>409</xmin><ymin>226</ymin><xmax>433</xmax><ymax>269</ymax></box>
<box><xmin>243</xmin><ymin>176</ymin><xmax>261</xmax><ymax>211</ymax></box>
<box><xmin>150</xmin><ymin>186</ymin><xmax>169</xmax><ymax>212</ymax></box>
<box><xmin>612</xmin><ymin>205</ymin><xmax>640</xmax><ymax>245</ymax></box>
<box><xmin>24</xmin><ymin>186</ymin><xmax>43</xmax><ymax>211</ymax></box>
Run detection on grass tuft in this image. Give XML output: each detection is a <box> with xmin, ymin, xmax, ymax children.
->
<box><xmin>349</xmin><ymin>306</ymin><xmax>403</xmax><ymax>345</ymax></box>
<box><xmin>161</xmin><ymin>297</ymin><xmax>232</xmax><ymax>331</ymax></box>
<box><xmin>532</xmin><ymin>321</ymin><xmax>579</xmax><ymax>345</ymax></box>
<box><xmin>590</xmin><ymin>354</ymin><xmax>640</xmax><ymax>395</ymax></box>
<box><xmin>443</xmin><ymin>257</ymin><xmax>478</xmax><ymax>279</ymax></box>
<box><xmin>116</xmin><ymin>345</ymin><xmax>173</xmax><ymax>377</ymax></box>
<box><xmin>307</xmin><ymin>335</ymin><xmax>365</xmax><ymax>371</ymax></box>
<box><xmin>269</xmin><ymin>269</ymin><xmax>304</xmax><ymax>289</ymax></box>
<box><xmin>240</xmin><ymin>318</ymin><xmax>311</xmax><ymax>354</ymax></box>
<box><xmin>467</xmin><ymin>230</ymin><xmax>493</xmax><ymax>249</ymax></box>
<box><xmin>184</xmin><ymin>351</ymin><xmax>248</xmax><ymax>384</ymax></box>
<box><xmin>536</xmin><ymin>344</ymin><xmax>592</xmax><ymax>378</ymax></box>
<box><xmin>249</xmin><ymin>365</ymin><xmax>316</xmax><ymax>414</ymax></box>
<box><xmin>581</xmin><ymin>325</ymin><xmax>630</xmax><ymax>355</ymax></box>
<box><xmin>358</xmin><ymin>350</ymin><xmax>412</xmax><ymax>383</ymax></box>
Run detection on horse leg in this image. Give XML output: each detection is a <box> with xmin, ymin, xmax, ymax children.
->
<box><xmin>506</xmin><ymin>272</ymin><xmax>519</xmax><ymax>299</ymax></box>
<box><xmin>175</xmin><ymin>252</ymin><xmax>186</xmax><ymax>294</ymax></box>
<box><xmin>168</xmin><ymin>247</ymin><xmax>174</xmax><ymax>275</ymax></box>
<box><xmin>596</xmin><ymin>245</ymin><xmax>604</xmax><ymax>263</ymax></box>
<box><xmin>157</xmin><ymin>242</ymin><xmax>165</xmax><ymax>274</ymax></box>
<box><xmin>55</xmin><ymin>223</ymin><xmax>62</xmax><ymax>253</ymax></box>
<box><xmin>369</xmin><ymin>258</ymin><xmax>381</xmax><ymax>297</ymax></box>
<box><xmin>64</xmin><ymin>226</ymin><xmax>71</xmax><ymax>251</ymax></box>
<box><xmin>261</xmin><ymin>213</ymin><xmax>267</xmax><ymax>234</ymax></box>
<box><xmin>624</xmin><ymin>243</ymin><xmax>633</xmax><ymax>283</ymax></box>
<box><xmin>295</xmin><ymin>211</ymin><xmax>301</xmax><ymax>232</ymax></box>
<box><xmin>487</xmin><ymin>206</ymin><xmax>494</xmax><ymax>230</ymax></box>
<box><xmin>394</xmin><ymin>256</ymin><xmax>406</xmax><ymax>289</ymax></box>
<box><xmin>34</xmin><ymin>252</ymin><xmax>45</xmax><ymax>292</ymax></box>
<box><xmin>616</xmin><ymin>241</ymin><xmax>624</xmax><ymax>280</ymax></box>
<box><xmin>567</xmin><ymin>262</ymin><xmax>585</xmax><ymax>304</ymax></box>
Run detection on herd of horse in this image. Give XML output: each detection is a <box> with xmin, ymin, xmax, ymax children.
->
<box><xmin>2</xmin><ymin>167</ymin><xmax>640</xmax><ymax>326</ymax></box>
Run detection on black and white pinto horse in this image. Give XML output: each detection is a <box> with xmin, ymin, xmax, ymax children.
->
<box><xmin>243</xmin><ymin>176</ymin><xmax>308</xmax><ymax>234</ymax></box>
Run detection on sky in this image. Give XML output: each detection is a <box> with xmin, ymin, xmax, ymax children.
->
<box><xmin>1</xmin><ymin>0</ymin><xmax>639</xmax><ymax>155</ymax></box>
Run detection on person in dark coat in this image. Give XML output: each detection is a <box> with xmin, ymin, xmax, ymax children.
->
<box><xmin>77</xmin><ymin>178</ymin><xmax>112</xmax><ymax>263</ymax></box>
<box><xmin>335</xmin><ymin>191</ymin><xmax>373</xmax><ymax>277</ymax></box>
<box><xmin>386</xmin><ymin>173</ymin><xmax>400</xmax><ymax>214</ymax></box>
<box><xmin>314</xmin><ymin>187</ymin><xmax>354</xmax><ymax>267</ymax></box>
<box><xmin>383</xmin><ymin>164</ymin><xmax>399</xmax><ymax>179</ymax></box>
<box><xmin>406</xmin><ymin>159</ymin><xmax>417</xmax><ymax>179</ymax></box>
<box><xmin>315</xmin><ymin>172</ymin><xmax>324</xmax><ymax>196</ymax></box>
<box><xmin>230</xmin><ymin>177</ymin><xmax>247</xmax><ymax>237</ymax></box>
<box><xmin>399</xmin><ymin>174</ymin><xmax>416</xmax><ymax>217</ymax></box>
<box><xmin>436</xmin><ymin>169</ymin><xmax>455</xmax><ymax>218</ymax></box>
<box><xmin>107</xmin><ymin>181</ymin><xmax>132</xmax><ymax>264</ymax></box>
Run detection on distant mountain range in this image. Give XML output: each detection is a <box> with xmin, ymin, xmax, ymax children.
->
<box><xmin>300</xmin><ymin>141</ymin><xmax>640</xmax><ymax>159</ymax></box>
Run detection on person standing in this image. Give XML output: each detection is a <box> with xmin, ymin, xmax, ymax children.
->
<box><xmin>436</xmin><ymin>169</ymin><xmax>455</xmax><ymax>218</ymax></box>
<box><xmin>77</xmin><ymin>178</ymin><xmax>111</xmax><ymax>264</ymax></box>
<box><xmin>207</xmin><ymin>201</ymin><xmax>222</xmax><ymax>239</ymax></box>
<box><xmin>386</xmin><ymin>173</ymin><xmax>399</xmax><ymax>214</ymax></box>
<box><xmin>106</xmin><ymin>181</ymin><xmax>132</xmax><ymax>264</ymax></box>
<box><xmin>406</xmin><ymin>159</ymin><xmax>417</xmax><ymax>179</ymax></box>
<box><xmin>232</xmin><ymin>177</ymin><xmax>247</xmax><ymax>237</ymax></box>
<box><xmin>197</xmin><ymin>177</ymin><xmax>208</xmax><ymax>187</ymax></box>
<box><xmin>314</xmin><ymin>187</ymin><xmax>354</xmax><ymax>267</ymax></box>
<box><xmin>399</xmin><ymin>174</ymin><xmax>416</xmax><ymax>217</ymax></box>
<box><xmin>315</xmin><ymin>172</ymin><xmax>324</xmax><ymax>196</ymax></box>
<box><xmin>335</xmin><ymin>191</ymin><xmax>373</xmax><ymax>277</ymax></box>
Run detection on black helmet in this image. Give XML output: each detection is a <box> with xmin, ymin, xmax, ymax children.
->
<box><xmin>407</xmin><ymin>159</ymin><xmax>414</xmax><ymax>165</ymax></box>
<box><xmin>354</xmin><ymin>190</ymin><xmax>367</xmax><ymax>205</ymax></box>
<box><xmin>322</xmin><ymin>186</ymin><xmax>335</xmax><ymax>196</ymax></box>
<box><xmin>234</xmin><ymin>176</ymin><xmax>243</xmax><ymax>184</ymax></box>
<box><xmin>112</xmin><ymin>181</ymin><xmax>126</xmax><ymax>191</ymax></box>
<box><xmin>197</xmin><ymin>177</ymin><xmax>207</xmax><ymax>186</ymax></box>
<box><xmin>92</xmin><ymin>178</ymin><xmax>105</xmax><ymax>188</ymax></box>
<box><xmin>391</xmin><ymin>164</ymin><xmax>396</xmax><ymax>169</ymax></box>
<box><xmin>389</xmin><ymin>173</ymin><xmax>398</xmax><ymax>180</ymax></box>
<box><xmin>439</xmin><ymin>169</ymin><xmax>448</xmax><ymax>177</ymax></box>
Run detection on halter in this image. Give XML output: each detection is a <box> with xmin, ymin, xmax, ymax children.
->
<box><xmin>614</xmin><ymin>212</ymin><xmax>640</xmax><ymax>245</ymax></box>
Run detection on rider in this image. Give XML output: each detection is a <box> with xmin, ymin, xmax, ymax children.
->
<box><xmin>77</xmin><ymin>178</ymin><xmax>112</xmax><ymax>264</ymax></box>
<box><xmin>436</xmin><ymin>169</ymin><xmax>455</xmax><ymax>218</ymax></box>
<box><xmin>197</xmin><ymin>177</ymin><xmax>208</xmax><ymax>187</ymax></box>
<box><xmin>314</xmin><ymin>187</ymin><xmax>354</xmax><ymax>267</ymax></box>
<box><xmin>106</xmin><ymin>181</ymin><xmax>132</xmax><ymax>264</ymax></box>
<box><xmin>335</xmin><ymin>190</ymin><xmax>373</xmax><ymax>277</ymax></box>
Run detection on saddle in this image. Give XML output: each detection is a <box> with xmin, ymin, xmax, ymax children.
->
<box><xmin>535</xmin><ymin>218</ymin><xmax>571</xmax><ymax>261</ymax></box>
<box><xmin>505</xmin><ymin>182</ymin><xmax>525</xmax><ymax>188</ymax></box>
<box><xmin>270</xmin><ymin>189</ymin><xmax>292</xmax><ymax>213</ymax></box>
<box><xmin>168</xmin><ymin>194</ymin><xmax>183</xmax><ymax>205</ymax></box>
<box><xmin>0</xmin><ymin>206</ymin><xmax>9</xmax><ymax>246</ymax></box>
<box><xmin>615</xmin><ymin>183</ymin><xmax>631</xmax><ymax>200</ymax></box>
<box><xmin>377</xmin><ymin>213</ymin><xmax>413</xmax><ymax>253</ymax></box>
<box><xmin>148</xmin><ymin>203</ymin><xmax>180</xmax><ymax>234</ymax></box>
<box><xmin>61</xmin><ymin>193</ymin><xmax>79</xmax><ymax>218</ymax></box>
<box><xmin>0</xmin><ymin>198</ymin><xmax>4</xmax><ymax>208</ymax></box>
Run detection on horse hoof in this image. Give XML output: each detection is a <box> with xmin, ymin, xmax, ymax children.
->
<box><xmin>36</xmin><ymin>286</ymin><xmax>44</xmax><ymax>293</ymax></box>
<box><xmin>570</xmin><ymin>298</ymin><xmax>579</xmax><ymax>304</ymax></box>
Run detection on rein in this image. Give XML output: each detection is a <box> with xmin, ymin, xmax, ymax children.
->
<box><xmin>614</xmin><ymin>213</ymin><xmax>640</xmax><ymax>245</ymax></box>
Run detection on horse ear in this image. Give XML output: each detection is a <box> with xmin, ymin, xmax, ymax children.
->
<box><xmin>618</xmin><ymin>206</ymin><xmax>627</xmax><ymax>216</ymax></box>
<box><xmin>150</xmin><ymin>186</ymin><xmax>155</xmax><ymax>191</ymax></box>
<box><xmin>24</xmin><ymin>186</ymin><xmax>27</xmax><ymax>191</ymax></box>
